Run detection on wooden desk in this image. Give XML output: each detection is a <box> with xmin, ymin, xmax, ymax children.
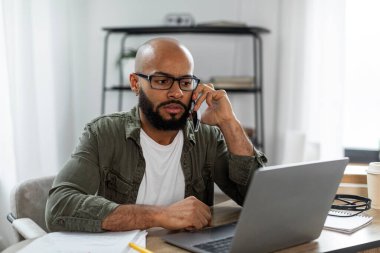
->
<box><xmin>4</xmin><ymin>164</ymin><xmax>377</xmax><ymax>253</ymax></box>
<box><xmin>147</xmin><ymin>200</ymin><xmax>380</xmax><ymax>253</ymax></box>
<box><xmin>5</xmin><ymin>200</ymin><xmax>380</xmax><ymax>253</ymax></box>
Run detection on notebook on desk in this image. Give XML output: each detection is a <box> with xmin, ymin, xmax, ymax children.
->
<box><xmin>324</xmin><ymin>210</ymin><xmax>373</xmax><ymax>234</ymax></box>
<box><xmin>162</xmin><ymin>158</ymin><xmax>349</xmax><ymax>253</ymax></box>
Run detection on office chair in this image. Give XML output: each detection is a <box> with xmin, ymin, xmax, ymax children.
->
<box><xmin>7</xmin><ymin>175</ymin><xmax>55</xmax><ymax>241</ymax></box>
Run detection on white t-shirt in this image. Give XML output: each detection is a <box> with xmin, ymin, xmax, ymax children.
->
<box><xmin>135</xmin><ymin>129</ymin><xmax>185</xmax><ymax>206</ymax></box>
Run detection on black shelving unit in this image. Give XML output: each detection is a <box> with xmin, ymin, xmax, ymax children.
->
<box><xmin>101</xmin><ymin>26</ymin><xmax>269</xmax><ymax>150</ymax></box>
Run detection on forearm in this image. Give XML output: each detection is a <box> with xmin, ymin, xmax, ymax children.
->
<box><xmin>218</xmin><ymin>119</ymin><xmax>254</xmax><ymax>156</ymax></box>
<box><xmin>102</xmin><ymin>196</ymin><xmax>212</xmax><ymax>231</ymax></box>
<box><xmin>101</xmin><ymin>204</ymin><xmax>163</xmax><ymax>231</ymax></box>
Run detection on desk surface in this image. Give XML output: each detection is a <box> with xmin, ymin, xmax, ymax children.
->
<box><xmin>4</xmin><ymin>200</ymin><xmax>380</xmax><ymax>253</ymax></box>
<box><xmin>147</xmin><ymin>200</ymin><xmax>380</xmax><ymax>253</ymax></box>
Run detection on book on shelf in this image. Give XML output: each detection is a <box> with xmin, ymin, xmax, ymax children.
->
<box><xmin>210</xmin><ymin>76</ymin><xmax>255</xmax><ymax>89</ymax></box>
<box><xmin>323</xmin><ymin>210</ymin><xmax>373</xmax><ymax>234</ymax></box>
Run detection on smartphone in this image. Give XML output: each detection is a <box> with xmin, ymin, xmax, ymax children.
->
<box><xmin>189</xmin><ymin>100</ymin><xmax>201</xmax><ymax>132</ymax></box>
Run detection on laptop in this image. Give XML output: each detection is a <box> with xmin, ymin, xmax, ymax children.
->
<box><xmin>162</xmin><ymin>158</ymin><xmax>349</xmax><ymax>253</ymax></box>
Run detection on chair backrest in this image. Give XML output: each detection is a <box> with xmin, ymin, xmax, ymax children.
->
<box><xmin>10</xmin><ymin>175</ymin><xmax>55</xmax><ymax>233</ymax></box>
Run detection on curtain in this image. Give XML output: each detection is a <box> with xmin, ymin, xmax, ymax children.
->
<box><xmin>274</xmin><ymin>0</ymin><xmax>346</xmax><ymax>164</ymax></box>
<box><xmin>0</xmin><ymin>0</ymin><xmax>75</xmax><ymax>248</ymax></box>
<box><xmin>0</xmin><ymin>0</ymin><xmax>18</xmax><ymax>248</ymax></box>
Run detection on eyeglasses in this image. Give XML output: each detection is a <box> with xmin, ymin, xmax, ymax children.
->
<box><xmin>135</xmin><ymin>73</ymin><xmax>200</xmax><ymax>91</ymax></box>
<box><xmin>328</xmin><ymin>194</ymin><xmax>371</xmax><ymax>217</ymax></box>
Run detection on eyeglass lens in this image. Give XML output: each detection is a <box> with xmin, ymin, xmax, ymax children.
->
<box><xmin>151</xmin><ymin>76</ymin><xmax>198</xmax><ymax>90</ymax></box>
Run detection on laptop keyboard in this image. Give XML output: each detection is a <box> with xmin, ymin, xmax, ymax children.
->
<box><xmin>193</xmin><ymin>236</ymin><xmax>233</xmax><ymax>253</ymax></box>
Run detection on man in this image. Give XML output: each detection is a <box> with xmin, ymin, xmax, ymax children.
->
<box><xmin>45</xmin><ymin>37</ymin><xmax>267</xmax><ymax>232</ymax></box>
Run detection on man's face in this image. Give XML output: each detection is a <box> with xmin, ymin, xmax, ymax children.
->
<box><xmin>139</xmin><ymin>88</ymin><xmax>191</xmax><ymax>130</ymax></box>
<box><xmin>136</xmin><ymin>45</ymin><xmax>195</xmax><ymax>131</ymax></box>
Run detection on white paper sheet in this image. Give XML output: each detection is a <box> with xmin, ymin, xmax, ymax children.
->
<box><xmin>19</xmin><ymin>230</ymin><xmax>146</xmax><ymax>253</ymax></box>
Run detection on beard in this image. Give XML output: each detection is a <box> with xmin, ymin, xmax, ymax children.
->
<box><xmin>138</xmin><ymin>89</ymin><xmax>190</xmax><ymax>131</ymax></box>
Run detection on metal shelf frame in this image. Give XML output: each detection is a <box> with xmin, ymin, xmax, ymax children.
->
<box><xmin>101</xmin><ymin>26</ymin><xmax>269</xmax><ymax>150</ymax></box>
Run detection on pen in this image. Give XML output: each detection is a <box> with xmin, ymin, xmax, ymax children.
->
<box><xmin>128</xmin><ymin>242</ymin><xmax>154</xmax><ymax>253</ymax></box>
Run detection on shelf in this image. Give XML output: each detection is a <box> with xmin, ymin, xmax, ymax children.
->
<box><xmin>103</xmin><ymin>26</ymin><xmax>270</xmax><ymax>35</ymax></box>
<box><xmin>106</xmin><ymin>85</ymin><xmax>262</xmax><ymax>93</ymax></box>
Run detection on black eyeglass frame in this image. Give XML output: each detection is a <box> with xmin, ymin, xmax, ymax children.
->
<box><xmin>135</xmin><ymin>73</ymin><xmax>200</xmax><ymax>91</ymax></box>
<box><xmin>329</xmin><ymin>194</ymin><xmax>371</xmax><ymax>217</ymax></box>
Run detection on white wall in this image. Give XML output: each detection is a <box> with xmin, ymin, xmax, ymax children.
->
<box><xmin>68</xmin><ymin>0</ymin><xmax>280</xmax><ymax>162</ymax></box>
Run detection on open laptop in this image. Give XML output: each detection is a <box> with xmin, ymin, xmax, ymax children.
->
<box><xmin>162</xmin><ymin>158</ymin><xmax>349</xmax><ymax>253</ymax></box>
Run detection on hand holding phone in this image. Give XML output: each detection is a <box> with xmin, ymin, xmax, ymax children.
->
<box><xmin>189</xmin><ymin>100</ymin><xmax>201</xmax><ymax>132</ymax></box>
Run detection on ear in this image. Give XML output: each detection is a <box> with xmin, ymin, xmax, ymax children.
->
<box><xmin>129</xmin><ymin>73</ymin><xmax>139</xmax><ymax>95</ymax></box>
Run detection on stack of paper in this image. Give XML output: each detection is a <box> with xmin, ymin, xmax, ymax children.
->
<box><xmin>18</xmin><ymin>230</ymin><xmax>147</xmax><ymax>253</ymax></box>
<box><xmin>323</xmin><ymin>210</ymin><xmax>373</xmax><ymax>234</ymax></box>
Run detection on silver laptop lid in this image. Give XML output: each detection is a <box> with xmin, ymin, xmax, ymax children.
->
<box><xmin>161</xmin><ymin>158</ymin><xmax>348</xmax><ymax>253</ymax></box>
<box><xmin>230</xmin><ymin>158</ymin><xmax>349</xmax><ymax>252</ymax></box>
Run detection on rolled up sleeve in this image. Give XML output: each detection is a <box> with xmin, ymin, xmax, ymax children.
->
<box><xmin>45</xmin><ymin>124</ymin><xmax>119</xmax><ymax>232</ymax></box>
<box><xmin>213</xmin><ymin>127</ymin><xmax>267</xmax><ymax>205</ymax></box>
<box><xmin>228</xmin><ymin>148</ymin><xmax>267</xmax><ymax>186</ymax></box>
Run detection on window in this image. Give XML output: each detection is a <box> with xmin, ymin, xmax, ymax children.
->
<box><xmin>343</xmin><ymin>0</ymin><xmax>380</xmax><ymax>161</ymax></box>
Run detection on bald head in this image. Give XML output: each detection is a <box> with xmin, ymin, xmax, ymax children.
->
<box><xmin>134</xmin><ymin>38</ymin><xmax>194</xmax><ymax>75</ymax></box>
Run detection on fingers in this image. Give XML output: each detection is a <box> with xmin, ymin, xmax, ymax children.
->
<box><xmin>183</xmin><ymin>196</ymin><xmax>211</xmax><ymax>229</ymax></box>
<box><xmin>161</xmin><ymin>196</ymin><xmax>211</xmax><ymax>230</ymax></box>
<box><xmin>205</xmin><ymin>89</ymin><xmax>227</xmax><ymax>107</ymax></box>
<box><xmin>197</xmin><ymin>199</ymin><xmax>212</xmax><ymax>222</ymax></box>
<box><xmin>192</xmin><ymin>83</ymin><xmax>215</xmax><ymax>111</ymax></box>
<box><xmin>192</xmin><ymin>83</ymin><xmax>229</xmax><ymax>111</ymax></box>
<box><xmin>192</xmin><ymin>83</ymin><xmax>214</xmax><ymax>100</ymax></box>
<box><xmin>192</xmin><ymin>205</ymin><xmax>211</xmax><ymax>230</ymax></box>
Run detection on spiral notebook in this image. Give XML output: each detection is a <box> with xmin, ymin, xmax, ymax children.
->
<box><xmin>324</xmin><ymin>210</ymin><xmax>373</xmax><ymax>234</ymax></box>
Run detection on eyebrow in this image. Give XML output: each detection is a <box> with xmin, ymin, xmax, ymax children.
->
<box><xmin>152</xmin><ymin>71</ymin><xmax>194</xmax><ymax>78</ymax></box>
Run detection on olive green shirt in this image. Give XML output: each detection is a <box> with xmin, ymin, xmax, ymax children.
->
<box><xmin>45</xmin><ymin>106</ymin><xmax>267</xmax><ymax>232</ymax></box>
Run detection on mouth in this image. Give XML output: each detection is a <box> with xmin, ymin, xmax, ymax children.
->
<box><xmin>162</xmin><ymin>103</ymin><xmax>185</xmax><ymax>115</ymax></box>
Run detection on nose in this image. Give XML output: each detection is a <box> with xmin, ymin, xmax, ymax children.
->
<box><xmin>167</xmin><ymin>80</ymin><xmax>183</xmax><ymax>99</ymax></box>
